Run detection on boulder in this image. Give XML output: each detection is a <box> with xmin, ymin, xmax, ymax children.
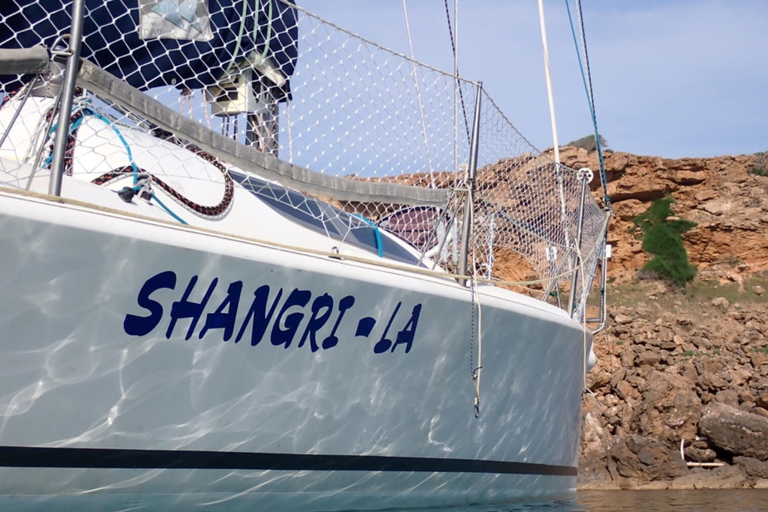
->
<box><xmin>577</xmin><ymin>457</ymin><xmax>612</xmax><ymax>489</ymax></box>
<box><xmin>714</xmin><ymin>389</ymin><xmax>739</xmax><ymax>407</ymax></box>
<box><xmin>684</xmin><ymin>446</ymin><xmax>717</xmax><ymax>463</ymax></box>
<box><xmin>630</xmin><ymin>370</ymin><xmax>701</xmax><ymax>444</ymax></box>
<box><xmin>609</xmin><ymin>435</ymin><xmax>688</xmax><ymax>481</ymax></box>
<box><xmin>734</xmin><ymin>456</ymin><xmax>768</xmax><ymax>479</ymax></box>
<box><xmin>582</xmin><ymin>411</ymin><xmax>608</xmax><ymax>459</ymax></box>
<box><xmin>699</xmin><ymin>403</ymin><xmax>768</xmax><ymax>460</ymax></box>
<box><xmin>668</xmin><ymin>465</ymin><xmax>748</xmax><ymax>490</ymax></box>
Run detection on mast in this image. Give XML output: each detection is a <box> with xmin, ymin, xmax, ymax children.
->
<box><xmin>538</xmin><ymin>0</ymin><xmax>575</xmax><ymax>308</ymax></box>
<box><xmin>537</xmin><ymin>0</ymin><xmax>560</xmax><ymax>164</ymax></box>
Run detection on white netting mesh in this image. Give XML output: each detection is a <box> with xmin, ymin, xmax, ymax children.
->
<box><xmin>0</xmin><ymin>0</ymin><xmax>608</xmax><ymax>317</ymax></box>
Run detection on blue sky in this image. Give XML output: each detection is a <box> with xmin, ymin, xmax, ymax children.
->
<box><xmin>299</xmin><ymin>0</ymin><xmax>768</xmax><ymax>159</ymax></box>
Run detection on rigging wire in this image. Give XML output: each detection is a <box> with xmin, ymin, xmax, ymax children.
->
<box><xmin>443</xmin><ymin>0</ymin><xmax>471</xmax><ymax>145</ymax></box>
<box><xmin>565</xmin><ymin>0</ymin><xmax>610</xmax><ymax>208</ymax></box>
<box><xmin>401</xmin><ymin>0</ymin><xmax>436</xmax><ymax>188</ymax></box>
<box><xmin>567</xmin><ymin>0</ymin><xmax>612</xmax><ymax>334</ymax></box>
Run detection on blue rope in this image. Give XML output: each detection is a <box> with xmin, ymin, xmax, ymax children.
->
<box><xmin>354</xmin><ymin>214</ymin><xmax>384</xmax><ymax>258</ymax></box>
<box><xmin>43</xmin><ymin>107</ymin><xmax>139</xmax><ymax>184</ymax></box>
<box><xmin>42</xmin><ymin>116</ymin><xmax>82</xmax><ymax>168</ymax></box>
<box><xmin>151</xmin><ymin>192</ymin><xmax>188</xmax><ymax>225</ymax></box>
<box><xmin>564</xmin><ymin>0</ymin><xmax>610</xmax><ymax>208</ymax></box>
<box><xmin>47</xmin><ymin>106</ymin><xmax>186</xmax><ymax>225</ymax></box>
<box><xmin>82</xmin><ymin>108</ymin><xmax>139</xmax><ymax>183</ymax></box>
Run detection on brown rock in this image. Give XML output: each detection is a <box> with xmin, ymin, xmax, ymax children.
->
<box><xmin>668</xmin><ymin>465</ymin><xmax>748</xmax><ymax>489</ymax></box>
<box><xmin>577</xmin><ymin>457</ymin><xmax>612</xmax><ymax>488</ymax></box>
<box><xmin>715</xmin><ymin>389</ymin><xmax>740</xmax><ymax>407</ymax></box>
<box><xmin>738</xmin><ymin>388</ymin><xmax>755</xmax><ymax>404</ymax></box>
<box><xmin>730</xmin><ymin>367</ymin><xmax>753</xmax><ymax>387</ymax></box>
<box><xmin>636</xmin><ymin>351</ymin><xmax>663</xmax><ymax>367</ymax></box>
<box><xmin>587</xmin><ymin>370</ymin><xmax>611</xmax><ymax>391</ymax></box>
<box><xmin>610</xmin><ymin>435</ymin><xmax>688</xmax><ymax>481</ymax></box>
<box><xmin>697</xmin><ymin>372</ymin><xmax>729</xmax><ymax>391</ymax></box>
<box><xmin>694</xmin><ymin>357</ymin><xmax>723</xmax><ymax>377</ymax></box>
<box><xmin>694</xmin><ymin>189</ymin><xmax>717</xmax><ymax>202</ymax></box>
<box><xmin>620</xmin><ymin>346</ymin><xmax>635</xmax><ymax>368</ymax></box>
<box><xmin>608</xmin><ymin>179</ymin><xmax>667</xmax><ymax>202</ymax></box>
<box><xmin>684</xmin><ymin>446</ymin><xmax>717</xmax><ymax>463</ymax></box>
<box><xmin>610</xmin><ymin>367</ymin><xmax>628</xmax><ymax>388</ymax></box>
<box><xmin>734</xmin><ymin>456</ymin><xmax>768</xmax><ymax>479</ymax></box>
<box><xmin>699</xmin><ymin>403</ymin><xmax>768</xmax><ymax>460</ymax></box>
<box><xmin>669</xmin><ymin>170</ymin><xmax>707</xmax><ymax>185</ymax></box>
<box><xmin>752</xmin><ymin>352</ymin><xmax>768</xmax><ymax>370</ymax></box>
<box><xmin>616</xmin><ymin>381</ymin><xmax>640</xmax><ymax>401</ymax></box>
<box><xmin>630</xmin><ymin>370</ymin><xmax>701</xmax><ymax>444</ymax></box>
<box><xmin>582</xmin><ymin>411</ymin><xmax>608</xmax><ymax>459</ymax></box>
<box><xmin>701</xmin><ymin>198</ymin><xmax>734</xmax><ymax>215</ymax></box>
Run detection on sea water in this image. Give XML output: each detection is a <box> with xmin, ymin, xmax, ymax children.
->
<box><xmin>443</xmin><ymin>491</ymin><xmax>768</xmax><ymax>512</ymax></box>
<box><xmin>4</xmin><ymin>491</ymin><xmax>768</xmax><ymax>511</ymax></box>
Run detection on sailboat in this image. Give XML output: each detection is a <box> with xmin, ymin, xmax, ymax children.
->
<box><xmin>0</xmin><ymin>0</ymin><xmax>609</xmax><ymax>509</ymax></box>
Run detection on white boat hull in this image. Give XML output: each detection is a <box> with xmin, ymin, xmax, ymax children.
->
<box><xmin>0</xmin><ymin>190</ymin><xmax>588</xmax><ymax>509</ymax></box>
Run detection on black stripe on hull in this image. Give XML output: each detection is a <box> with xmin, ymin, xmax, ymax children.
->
<box><xmin>0</xmin><ymin>446</ymin><xmax>576</xmax><ymax>476</ymax></box>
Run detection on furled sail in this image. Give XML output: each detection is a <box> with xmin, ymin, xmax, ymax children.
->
<box><xmin>0</xmin><ymin>0</ymin><xmax>298</xmax><ymax>97</ymax></box>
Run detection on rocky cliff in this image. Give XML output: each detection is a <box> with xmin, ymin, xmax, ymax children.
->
<box><xmin>546</xmin><ymin>147</ymin><xmax>768</xmax><ymax>489</ymax></box>
<box><xmin>556</xmin><ymin>147</ymin><xmax>768</xmax><ymax>281</ymax></box>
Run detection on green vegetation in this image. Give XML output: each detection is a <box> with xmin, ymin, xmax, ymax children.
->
<box><xmin>748</xmin><ymin>152</ymin><xmax>767</xmax><ymax>176</ymax></box>
<box><xmin>608</xmin><ymin>273</ymin><xmax>768</xmax><ymax>310</ymax></box>
<box><xmin>752</xmin><ymin>347</ymin><xmax>768</xmax><ymax>355</ymax></box>
<box><xmin>567</xmin><ymin>134</ymin><xmax>608</xmax><ymax>152</ymax></box>
<box><xmin>632</xmin><ymin>197</ymin><xmax>697</xmax><ymax>287</ymax></box>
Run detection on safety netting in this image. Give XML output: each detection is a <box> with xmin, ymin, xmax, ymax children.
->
<box><xmin>0</xmin><ymin>0</ymin><xmax>609</xmax><ymax>318</ymax></box>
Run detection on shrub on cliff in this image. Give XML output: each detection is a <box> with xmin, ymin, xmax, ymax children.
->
<box><xmin>566</xmin><ymin>134</ymin><xmax>608</xmax><ymax>152</ymax></box>
<box><xmin>633</xmin><ymin>197</ymin><xmax>697</xmax><ymax>287</ymax></box>
<box><xmin>749</xmin><ymin>152</ymin><xmax>768</xmax><ymax>176</ymax></box>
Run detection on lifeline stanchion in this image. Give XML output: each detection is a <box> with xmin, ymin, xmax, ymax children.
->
<box><xmin>48</xmin><ymin>0</ymin><xmax>86</xmax><ymax>197</ymax></box>
<box><xmin>457</xmin><ymin>81</ymin><xmax>482</xmax><ymax>287</ymax></box>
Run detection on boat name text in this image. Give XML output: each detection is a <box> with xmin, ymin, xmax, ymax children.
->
<box><xmin>123</xmin><ymin>271</ymin><xmax>422</xmax><ymax>354</ymax></box>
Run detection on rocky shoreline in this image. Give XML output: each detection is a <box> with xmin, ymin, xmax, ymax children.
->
<box><xmin>563</xmin><ymin>147</ymin><xmax>768</xmax><ymax>490</ymax></box>
<box><xmin>579</xmin><ymin>282</ymin><xmax>768</xmax><ymax>490</ymax></box>
<box><xmin>475</xmin><ymin>145</ymin><xmax>768</xmax><ymax>490</ymax></box>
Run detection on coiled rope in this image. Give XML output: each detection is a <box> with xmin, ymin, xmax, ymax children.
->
<box><xmin>41</xmin><ymin>103</ymin><xmax>235</xmax><ymax>220</ymax></box>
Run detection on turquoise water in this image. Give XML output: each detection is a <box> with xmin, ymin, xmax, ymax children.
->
<box><xmin>4</xmin><ymin>491</ymin><xmax>768</xmax><ymax>511</ymax></box>
<box><xmin>448</xmin><ymin>491</ymin><xmax>768</xmax><ymax>512</ymax></box>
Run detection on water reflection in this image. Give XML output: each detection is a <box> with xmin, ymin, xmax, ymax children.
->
<box><xmin>372</xmin><ymin>491</ymin><xmax>768</xmax><ymax>512</ymax></box>
<box><xmin>577</xmin><ymin>490</ymin><xmax>768</xmax><ymax>512</ymax></box>
<box><xmin>3</xmin><ymin>490</ymin><xmax>768</xmax><ymax>511</ymax></box>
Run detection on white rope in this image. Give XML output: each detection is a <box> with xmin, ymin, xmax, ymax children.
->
<box><xmin>470</xmin><ymin>243</ymin><xmax>483</xmax><ymax>418</ymax></box>
<box><xmin>201</xmin><ymin>89</ymin><xmax>212</xmax><ymax>130</ymax></box>
<box><xmin>285</xmin><ymin>101</ymin><xmax>294</xmax><ymax>163</ymax></box>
